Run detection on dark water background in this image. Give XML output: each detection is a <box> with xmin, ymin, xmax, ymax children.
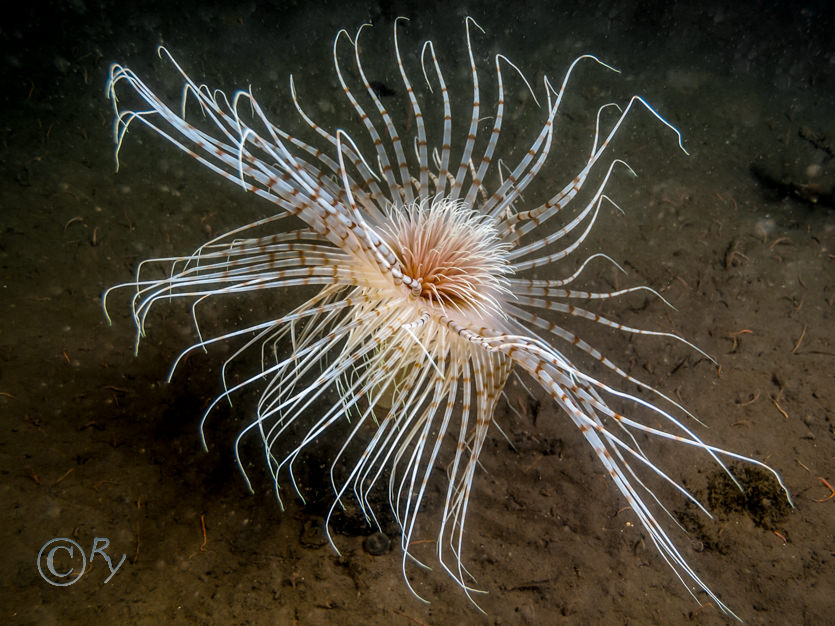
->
<box><xmin>2</xmin><ymin>1</ymin><xmax>833</xmax><ymax>624</ymax></box>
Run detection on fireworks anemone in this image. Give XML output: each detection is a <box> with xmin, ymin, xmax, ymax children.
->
<box><xmin>104</xmin><ymin>17</ymin><xmax>791</xmax><ymax>619</ymax></box>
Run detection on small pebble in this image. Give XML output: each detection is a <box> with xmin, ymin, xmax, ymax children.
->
<box><xmin>362</xmin><ymin>531</ymin><xmax>390</xmax><ymax>556</ymax></box>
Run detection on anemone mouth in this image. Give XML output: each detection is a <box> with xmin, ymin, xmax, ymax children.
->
<box><xmin>381</xmin><ymin>196</ymin><xmax>512</xmax><ymax>319</ymax></box>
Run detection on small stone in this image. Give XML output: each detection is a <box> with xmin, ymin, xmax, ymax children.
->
<box><xmin>362</xmin><ymin>531</ymin><xmax>390</xmax><ymax>556</ymax></box>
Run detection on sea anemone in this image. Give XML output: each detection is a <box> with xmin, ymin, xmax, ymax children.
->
<box><xmin>104</xmin><ymin>17</ymin><xmax>791</xmax><ymax>619</ymax></box>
